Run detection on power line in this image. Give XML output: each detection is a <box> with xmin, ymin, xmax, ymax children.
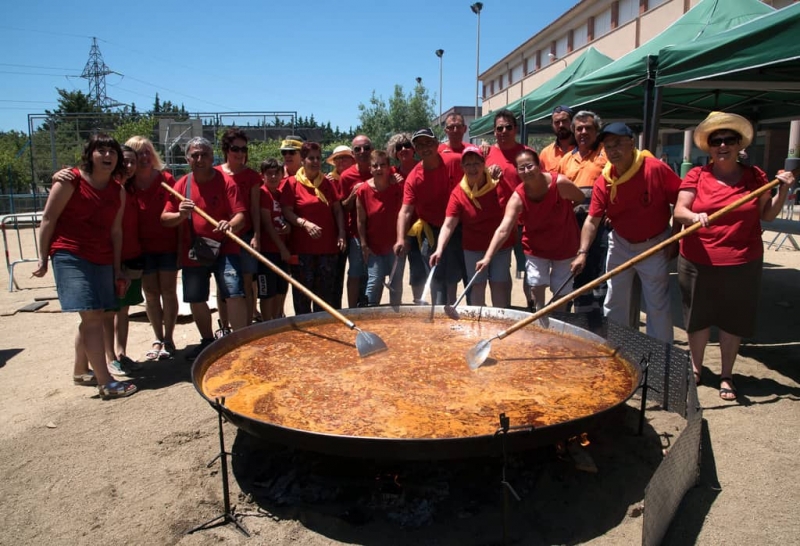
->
<box><xmin>0</xmin><ymin>63</ymin><xmax>78</xmax><ymax>71</ymax></box>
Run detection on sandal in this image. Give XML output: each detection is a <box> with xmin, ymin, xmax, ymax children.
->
<box><xmin>145</xmin><ymin>340</ymin><xmax>163</xmax><ymax>361</ymax></box>
<box><xmin>73</xmin><ymin>371</ymin><xmax>97</xmax><ymax>386</ymax></box>
<box><xmin>159</xmin><ymin>340</ymin><xmax>176</xmax><ymax>360</ymax></box>
<box><xmin>719</xmin><ymin>376</ymin><xmax>737</xmax><ymax>401</ymax></box>
<box><xmin>98</xmin><ymin>380</ymin><xmax>138</xmax><ymax>400</ymax></box>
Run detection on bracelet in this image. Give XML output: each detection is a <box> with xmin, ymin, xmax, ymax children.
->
<box><xmin>576</xmin><ymin>249</ymin><xmax>588</xmax><ymax>255</ymax></box>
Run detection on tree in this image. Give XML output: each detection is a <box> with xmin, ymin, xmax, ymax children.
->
<box><xmin>357</xmin><ymin>82</ymin><xmax>437</xmax><ymax>149</ymax></box>
<box><xmin>112</xmin><ymin>116</ymin><xmax>158</xmax><ymax>146</ymax></box>
<box><xmin>0</xmin><ymin>130</ymin><xmax>32</xmax><ymax>195</ymax></box>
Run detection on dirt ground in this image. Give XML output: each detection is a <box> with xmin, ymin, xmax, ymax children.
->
<box><xmin>0</xmin><ymin>225</ymin><xmax>798</xmax><ymax>546</ymax></box>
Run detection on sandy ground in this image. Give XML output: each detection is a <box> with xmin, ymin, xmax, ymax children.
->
<box><xmin>0</xmin><ymin>224</ymin><xmax>798</xmax><ymax>545</ymax></box>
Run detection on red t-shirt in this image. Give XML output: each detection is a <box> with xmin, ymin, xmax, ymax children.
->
<box><xmin>402</xmin><ymin>155</ymin><xmax>460</xmax><ymax>227</ymax></box>
<box><xmin>589</xmin><ymin>156</ymin><xmax>681</xmax><ymax>242</ymax></box>
<box><xmin>121</xmin><ymin>186</ymin><xmax>141</xmax><ymax>261</ymax></box>
<box><xmin>679</xmin><ymin>165</ymin><xmax>767</xmax><ymax>266</ymax></box>
<box><xmin>50</xmin><ymin>168</ymin><xmax>121</xmax><ymax>265</ymax></box>
<box><xmin>438</xmin><ymin>141</ymin><xmax>466</xmax><ymax>154</ymax></box>
<box><xmin>516</xmin><ymin>174</ymin><xmax>579</xmax><ymax>260</ymax></box>
<box><xmin>216</xmin><ymin>166</ymin><xmax>261</xmax><ymax>234</ymax></box>
<box><xmin>280</xmin><ymin>176</ymin><xmax>340</xmax><ymax>255</ymax></box>
<box><xmin>357</xmin><ymin>181</ymin><xmax>404</xmax><ymax>255</ymax></box>
<box><xmin>135</xmin><ymin>170</ymin><xmax>178</xmax><ymax>254</ymax></box>
<box><xmin>485</xmin><ymin>143</ymin><xmax>530</xmax><ymax>197</ymax></box>
<box><xmin>339</xmin><ymin>164</ymin><xmax>372</xmax><ymax>239</ymax></box>
<box><xmin>259</xmin><ymin>186</ymin><xmax>286</xmax><ymax>254</ymax></box>
<box><xmin>165</xmin><ymin>171</ymin><xmax>247</xmax><ymax>266</ymax></box>
<box><xmin>446</xmin><ymin>183</ymin><xmax>514</xmax><ymax>251</ymax></box>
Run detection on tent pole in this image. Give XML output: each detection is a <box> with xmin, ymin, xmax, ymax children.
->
<box><xmin>649</xmin><ymin>86</ymin><xmax>663</xmax><ymax>152</ymax></box>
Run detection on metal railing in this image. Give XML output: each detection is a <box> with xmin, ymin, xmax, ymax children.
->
<box><xmin>2</xmin><ymin>212</ymin><xmax>42</xmax><ymax>291</ymax></box>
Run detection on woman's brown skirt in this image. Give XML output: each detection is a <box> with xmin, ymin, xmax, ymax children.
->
<box><xmin>677</xmin><ymin>255</ymin><xmax>762</xmax><ymax>338</ymax></box>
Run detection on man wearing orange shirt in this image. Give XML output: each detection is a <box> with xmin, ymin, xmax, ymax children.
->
<box><xmin>539</xmin><ymin>105</ymin><xmax>576</xmax><ymax>171</ymax></box>
<box><xmin>557</xmin><ymin>110</ymin><xmax>608</xmax><ymax>316</ymax></box>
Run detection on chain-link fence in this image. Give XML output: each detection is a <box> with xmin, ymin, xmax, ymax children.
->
<box><xmin>25</xmin><ymin>111</ymin><xmax>309</xmax><ymax>201</ymax></box>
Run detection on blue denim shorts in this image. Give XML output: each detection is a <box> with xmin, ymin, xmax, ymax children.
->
<box><xmin>239</xmin><ymin>231</ymin><xmax>259</xmax><ymax>275</ymax></box>
<box><xmin>51</xmin><ymin>251</ymin><xmax>116</xmax><ymax>312</ymax></box>
<box><xmin>182</xmin><ymin>254</ymin><xmax>244</xmax><ymax>303</ymax></box>
<box><xmin>143</xmin><ymin>252</ymin><xmax>179</xmax><ymax>274</ymax></box>
<box><xmin>347</xmin><ymin>237</ymin><xmax>366</xmax><ymax>277</ymax></box>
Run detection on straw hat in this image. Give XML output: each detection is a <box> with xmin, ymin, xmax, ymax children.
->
<box><xmin>326</xmin><ymin>145</ymin><xmax>354</xmax><ymax>166</ymax></box>
<box><xmin>694</xmin><ymin>112</ymin><xmax>753</xmax><ymax>153</ymax></box>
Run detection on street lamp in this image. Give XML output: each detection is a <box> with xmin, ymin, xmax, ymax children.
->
<box><xmin>548</xmin><ymin>52</ymin><xmax>568</xmax><ymax>68</ymax></box>
<box><xmin>470</xmin><ymin>2</ymin><xmax>483</xmax><ymax>120</ymax></box>
<box><xmin>435</xmin><ymin>49</ymin><xmax>444</xmax><ymax>126</ymax></box>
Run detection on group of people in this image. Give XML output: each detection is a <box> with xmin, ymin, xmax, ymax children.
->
<box><xmin>36</xmin><ymin>107</ymin><xmax>794</xmax><ymax>403</ymax></box>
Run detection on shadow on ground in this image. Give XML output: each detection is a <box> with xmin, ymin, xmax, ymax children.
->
<box><xmin>228</xmin><ymin>404</ymin><xmax>672</xmax><ymax>546</ymax></box>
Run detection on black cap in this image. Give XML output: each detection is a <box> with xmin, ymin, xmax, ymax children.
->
<box><xmin>411</xmin><ymin>128</ymin><xmax>436</xmax><ymax>142</ymax></box>
<box><xmin>598</xmin><ymin>122</ymin><xmax>634</xmax><ymax>141</ymax></box>
<box><xmin>552</xmin><ymin>105</ymin><xmax>574</xmax><ymax>117</ymax></box>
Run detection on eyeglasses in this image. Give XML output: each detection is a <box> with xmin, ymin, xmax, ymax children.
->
<box><xmin>495</xmin><ymin>124</ymin><xmax>514</xmax><ymax>133</ymax></box>
<box><xmin>371</xmin><ymin>163</ymin><xmax>389</xmax><ymax>169</ymax></box>
<box><xmin>353</xmin><ymin>145</ymin><xmax>372</xmax><ymax>153</ymax></box>
<box><xmin>446</xmin><ymin>124</ymin><xmax>464</xmax><ymax>131</ymax></box>
<box><xmin>281</xmin><ymin>150</ymin><xmax>298</xmax><ymax>156</ymax></box>
<box><xmin>395</xmin><ymin>142</ymin><xmax>413</xmax><ymax>152</ymax></box>
<box><xmin>189</xmin><ymin>152</ymin><xmax>210</xmax><ymax>160</ymax></box>
<box><xmin>516</xmin><ymin>163</ymin><xmax>537</xmax><ymax>172</ymax></box>
<box><xmin>228</xmin><ymin>145</ymin><xmax>248</xmax><ymax>153</ymax></box>
<box><xmin>708</xmin><ymin>136</ymin><xmax>740</xmax><ymax>148</ymax></box>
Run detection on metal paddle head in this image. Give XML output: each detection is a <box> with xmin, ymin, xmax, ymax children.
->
<box><xmin>444</xmin><ymin>269</ymin><xmax>481</xmax><ymax>321</ymax></box>
<box><xmin>354</xmin><ymin>328</ymin><xmax>388</xmax><ymax>357</ymax></box>
<box><xmin>466</xmin><ymin>338</ymin><xmax>493</xmax><ymax>370</ymax></box>
<box><xmin>443</xmin><ymin>304</ymin><xmax>460</xmax><ymax>320</ymax></box>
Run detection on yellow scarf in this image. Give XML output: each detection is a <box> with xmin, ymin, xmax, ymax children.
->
<box><xmin>459</xmin><ymin>169</ymin><xmax>500</xmax><ymax>210</ymax></box>
<box><xmin>295</xmin><ymin>167</ymin><xmax>328</xmax><ymax>205</ymax></box>
<box><xmin>602</xmin><ymin>149</ymin><xmax>654</xmax><ymax>203</ymax></box>
<box><xmin>407</xmin><ymin>219</ymin><xmax>435</xmax><ymax>249</ymax></box>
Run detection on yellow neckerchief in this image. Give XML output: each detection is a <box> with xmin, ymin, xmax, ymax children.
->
<box><xmin>459</xmin><ymin>169</ymin><xmax>500</xmax><ymax>210</ymax></box>
<box><xmin>295</xmin><ymin>167</ymin><xmax>328</xmax><ymax>205</ymax></box>
<box><xmin>329</xmin><ymin>170</ymin><xmax>341</xmax><ymax>182</ymax></box>
<box><xmin>602</xmin><ymin>149</ymin><xmax>654</xmax><ymax>203</ymax></box>
<box><xmin>407</xmin><ymin>219</ymin><xmax>435</xmax><ymax>248</ymax></box>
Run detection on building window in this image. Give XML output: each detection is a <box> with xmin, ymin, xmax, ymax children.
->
<box><xmin>511</xmin><ymin>64</ymin><xmax>523</xmax><ymax>83</ymax></box>
<box><xmin>595</xmin><ymin>9</ymin><xmax>612</xmax><ymax>37</ymax></box>
<box><xmin>499</xmin><ymin>74</ymin><xmax>504</xmax><ymax>89</ymax></box>
<box><xmin>555</xmin><ymin>35</ymin><xmax>568</xmax><ymax>58</ymax></box>
<box><xmin>490</xmin><ymin>81</ymin><xmax>494</xmax><ymax>95</ymax></box>
<box><xmin>535</xmin><ymin>50</ymin><xmax>541</xmax><ymax>70</ymax></box>
<box><xmin>619</xmin><ymin>0</ymin><xmax>638</xmax><ymax>24</ymax></box>
<box><xmin>574</xmin><ymin>23</ymin><xmax>588</xmax><ymax>49</ymax></box>
<box><xmin>648</xmin><ymin>0</ymin><xmax>668</xmax><ymax>7</ymax></box>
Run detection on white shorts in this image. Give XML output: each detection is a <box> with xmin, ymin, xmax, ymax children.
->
<box><xmin>525</xmin><ymin>254</ymin><xmax>574</xmax><ymax>296</ymax></box>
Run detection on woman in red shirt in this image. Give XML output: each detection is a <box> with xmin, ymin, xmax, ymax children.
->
<box><xmin>280</xmin><ymin>142</ymin><xmax>346</xmax><ymax>314</ymax></box>
<box><xmin>674</xmin><ymin>112</ymin><xmax>795</xmax><ymax>400</ymax></box>
<box><xmin>215</xmin><ymin>129</ymin><xmax>262</xmax><ymax>327</ymax></box>
<box><xmin>478</xmin><ymin>149</ymin><xmax>583</xmax><ymax>311</ymax></box>
<box><xmin>431</xmin><ymin>146</ymin><xmax>514</xmax><ymax>307</ymax></box>
<box><xmin>356</xmin><ymin>150</ymin><xmax>405</xmax><ymax>306</ymax></box>
<box><xmin>125</xmin><ymin>136</ymin><xmax>179</xmax><ymax>360</ymax></box>
<box><xmin>33</xmin><ymin>134</ymin><xmax>137</xmax><ymax>399</ymax></box>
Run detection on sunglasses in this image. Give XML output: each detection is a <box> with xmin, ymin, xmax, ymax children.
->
<box><xmin>281</xmin><ymin>149</ymin><xmax>298</xmax><ymax>156</ymax></box>
<box><xmin>395</xmin><ymin>142</ymin><xmax>413</xmax><ymax>152</ymax></box>
<box><xmin>445</xmin><ymin>124</ymin><xmax>464</xmax><ymax>131</ymax></box>
<box><xmin>353</xmin><ymin>145</ymin><xmax>372</xmax><ymax>153</ymax></box>
<box><xmin>228</xmin><ymin>145</ymin><xmax>248</xmax><ymax>153</ymax></box>
<box><xmin>495</xmin><ymin>124</ymin><xmax>514</xmax><ymax>133</ymax></box>
<box><xmin>708</xmin><ymin>136</ymin><xmax>740</xmax><ymax>148</ymax></box>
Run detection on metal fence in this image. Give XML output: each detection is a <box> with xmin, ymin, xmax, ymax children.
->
<box><xmin>26</xmin><ymin>111</ymin><xmax>304</xmax><ymax>192</ymax></box>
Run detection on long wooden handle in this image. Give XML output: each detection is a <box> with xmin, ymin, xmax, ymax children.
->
<box><xmin>497</xmin><ymin>172</ymin><xmax>794</xmax><ymax>340</ymax></box>
<box><xmin>161</xmin><ymin>182</ymin><xmax>356</xmax><ymax>330</ymax></box>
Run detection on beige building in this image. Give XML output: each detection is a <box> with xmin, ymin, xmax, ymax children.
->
<box><xmin>480</xmin><ymin>0</ymin><xmax>793</xmax><ymax>115</ymax></box>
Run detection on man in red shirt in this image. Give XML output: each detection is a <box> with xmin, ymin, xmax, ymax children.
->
<box><xmin>161</xmin><ymin>137</ymin><xmax>247</xmax><ymax>358</ymax></box>
<box><xmin>394</xmin><ymin>128</ymin><xmax>463</xmax><ymax>304</ymax></box>
<box><xmin>339</xmin><ymin>135</ymin><xmax>373</xmax><ymax>307</ymax></box>
<box><xmin>485</xmin><ymin>110</ymin><xmax>532</xmax><ymax>301</ymax></box>
<box><xmin>438</xmin><ymin>113</ymin><xmax>467</xmax><ymax>155</ymax></box>
<box><xmin>539</xmin><ymin>105</ymin><xmax>576</xmax><ymax>171</ymax></box>
<box><xmin>571</xmin><ymin>123</ymin><xmax>681</xmax><ymax>343</ymax></box>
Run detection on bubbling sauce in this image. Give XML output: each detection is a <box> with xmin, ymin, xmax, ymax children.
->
<box><xmin>201</xmin><ymin>315</ymin><xmax>635</xmax><ymax>439</ymax></box>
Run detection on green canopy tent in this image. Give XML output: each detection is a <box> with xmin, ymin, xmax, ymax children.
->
<box><xmin>521</xmin><ymin>0</ymin><xmax>773</xmax><ymax>133</ymax></box>
<box><xmin>653</xmin><ymin>3</ymin><xmax>800</xmax><ymax>126</ymax></box>
<box><xmin>468</xmin><ymin>47</ymin><xmax>613</xmax><ymax>138</ymax></box>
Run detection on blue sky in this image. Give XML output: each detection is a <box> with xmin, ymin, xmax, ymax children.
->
<box><xmin>0</xmin><ymin>1</ymin><xmax>564</xmax><ymax>134</ymax></box>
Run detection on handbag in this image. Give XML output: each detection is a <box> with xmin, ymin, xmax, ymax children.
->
<box><xmin>185</xmin><ymin>174</ymin><xmax>222</xmax><ymax>266</ymax></box>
